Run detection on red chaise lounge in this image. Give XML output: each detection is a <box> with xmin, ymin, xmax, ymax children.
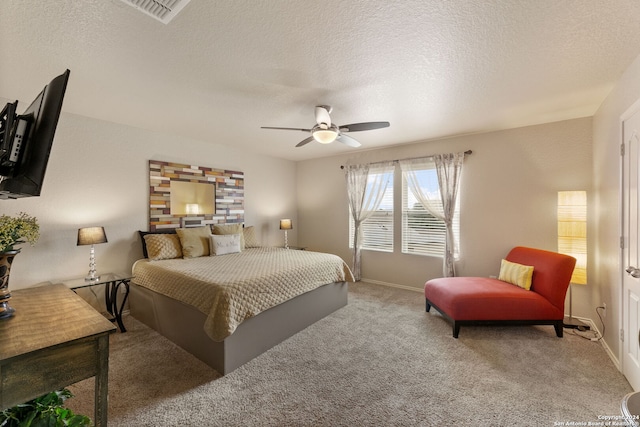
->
<box><xmin>424</xmin><ymin>246</ymin><xmax>576</xmax><ymax>338</ymax></box>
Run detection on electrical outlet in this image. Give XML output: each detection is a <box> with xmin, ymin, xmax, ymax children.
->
<box><xmin>603</xmin><ymin>302</ymin><xmax>606</xmax><ymax>318</ymax></box>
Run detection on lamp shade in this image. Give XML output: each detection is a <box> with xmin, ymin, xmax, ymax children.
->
<box><xmin>557</xmin><ymin>191</ymin><xmax>587</xmax><ymax>284</ymax></box>
<box><xmin>279</xmin><ymin>219</ymin><xmax>293</xmax><ymax>230</ymax></box>
<box><xmin>77</xmin><ymin>227</ymin><xmax>108</xmax><ymax>246</ymax></box>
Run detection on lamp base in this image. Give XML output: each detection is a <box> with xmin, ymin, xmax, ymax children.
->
<box><xmin>85</xmin><ymin>275</ymin><xmax>100</xmax><ymax>282</ymax></box>
<box><xmin>563</xmin><ymin>316</ymin><xmax>590</xmax><ymax>330</ymax></box>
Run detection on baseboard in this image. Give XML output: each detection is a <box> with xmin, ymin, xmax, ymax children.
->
<box><xmin>569</xmin><ymin>315</ymin><xmax>621</xmax><ymax>371</ymax></box>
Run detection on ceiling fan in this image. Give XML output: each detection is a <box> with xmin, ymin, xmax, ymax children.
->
<box><xmin>261</xmin><ymin>105</ymin><xmax>390</xmax><ymax>148</ymax></box>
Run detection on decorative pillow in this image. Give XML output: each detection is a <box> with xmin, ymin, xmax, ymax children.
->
<box><xmin>176</xmin><ymin>227</ymin><xmax>211</xmax><ymax>258</ymax></box>
<box><xmin>243</xmin><ymin>226</ymin><xmax>259</xmax><ymax>248</ymax></box>
<box><xmin>143</xmin><ymin>234</ymin><xmax>182</xmax><ymax>260</ymax></box>
<box><xmin>138</xmin><ymin>229</ymin><xmax>177</xmax><ymax>258</ymax></box>
<box><xmin>212</xmin><ymin>223</ymin><xmax>245</xmax><ymax>250</ymax></box>
<box><xmin>209</xmin><ymin>233</ymin><xmax>242</xmax><ymax>256</ymax></box>
<box><xmin>498</xmin><ymin>259</ymin><xmax>534</xmax><ymax>290</ymax></box>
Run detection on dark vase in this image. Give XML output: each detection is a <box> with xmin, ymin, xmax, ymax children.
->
<box><xmin>0</xmin><ymin>250</ymin><xmax>19</xmax><ymax>319</ymax></box>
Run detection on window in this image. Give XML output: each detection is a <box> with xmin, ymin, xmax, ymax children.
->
<box><xmin>347</xmin><ymin>159</ymin><xmax>461</xmax><ymax>258</ymax></box>
<box><xmin>348</xmin><ymin>167</ymin><xmax>394</xmax><ymax>252</ymax></box>
<box><xmin>401</xmin><ymin>163</ymin><xmax>459</xmax><ymax>257</ymax></box>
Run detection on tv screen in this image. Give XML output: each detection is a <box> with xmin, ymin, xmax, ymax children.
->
<box><xmin>0</xmin><ymin>101</ymin><xmax>18</xmax><ymax>176</ymax></box>
<box><xmin>0</xmin><ymin>69</ymin><xmax>70</xmax><ymax>199</ymax></box>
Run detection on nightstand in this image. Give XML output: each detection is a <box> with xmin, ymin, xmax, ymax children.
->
<box><xmin>59</xmin><ymin>273</ymin><xmax>132</xmax><ymax>332</ymax></box>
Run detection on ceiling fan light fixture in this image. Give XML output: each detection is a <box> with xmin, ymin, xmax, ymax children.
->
<box><xmin>261</xmin><ymin>106</ymin><xmax>388</xmax><ymax>148</ymax></box>
<box><xmin>312</xmin><ymin>124</ymin><xmax>339</xmax><ymax>144</ymax></box>
<box><xmin>313</xmin><ymin>130</ymin><xmax>337</xmax><ymax>144</ymax></box>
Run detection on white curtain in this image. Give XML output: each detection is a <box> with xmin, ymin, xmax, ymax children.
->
<box><xmin>345</xmin><ymin>162</ymin><xmax>393</xmax><ymax>281</ymax></box>
<box><xmin>399</xmin><ymin>152</ymin><xmax>464</xmax><ymax>277</ymax></box>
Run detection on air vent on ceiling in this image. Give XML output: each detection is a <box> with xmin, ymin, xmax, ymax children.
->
<box><xmin>120</xmin><ymin>0</ymin><xmax>191</xmax><ymax>24</ymax></box>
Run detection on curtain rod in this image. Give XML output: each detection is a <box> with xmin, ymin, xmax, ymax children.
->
<box><xmin>339</xmin><ymin>150</ymin><xmax>472</xmax><ymax>169</ymax></box>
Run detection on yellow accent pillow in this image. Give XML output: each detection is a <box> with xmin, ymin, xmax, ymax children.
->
<box><xmin>212</xmin><ymin>223</ymin><xmax>245</xmax><ymax>250</ymax></box>
<box><xmin>498</xmin><ymin>259</ymin><xmax>534</xmax><ymax>290</ymax></box>
<box><xmin>176</xmin><ymin>227</ymin><xmax>211</xmax><ymax>258</ymax></box>
<box><xmin>143</xmin><ymin>234</ymin><xmax>183</xmax><ymax>260</ymax></box>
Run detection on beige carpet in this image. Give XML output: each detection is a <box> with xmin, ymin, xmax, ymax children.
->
<box><xmin>66</xmin><ymin>282</ymin><xmax>632</xmax><ymax>426</ymax></box>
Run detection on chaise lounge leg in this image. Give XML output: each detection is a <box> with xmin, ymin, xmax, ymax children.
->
<box><xmin>554</xmin><ymin>321</ymin><xmax>563</xmax><ymax>337</ymax></box>
<box><xmin>426</xmin><ymin>299</ymin><xmax>431</xmax><ymax>312</ymax></box>
<box><xmin>453</xmin><ymin>323</ymin><xmax>460</xmax><ymax>338</ymax></box>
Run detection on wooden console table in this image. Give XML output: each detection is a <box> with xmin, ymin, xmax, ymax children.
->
<box><xmin>0</xmin><ymin>284</ymin><xmax>116</xmax><ymax>426</ymax></box>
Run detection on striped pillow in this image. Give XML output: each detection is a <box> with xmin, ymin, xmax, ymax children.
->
<box><xmin>498</xmin><ymin>259</ymin><xmax>534</xmax><ymax>290</ymax></box>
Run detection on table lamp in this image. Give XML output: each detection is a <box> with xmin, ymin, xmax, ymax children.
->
<box><xmin>77</xmin><ymin>226</ymin><xmax>108</xmax><ymax>281</ymax></box>
<box><xmin>280</xmin><ymin>219</ymin><xmax>292</xmax><ymax>249</ymax></box>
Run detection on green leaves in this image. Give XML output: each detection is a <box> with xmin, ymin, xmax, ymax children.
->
<box><xmin>0</xmin><ymin>389</ymin><xmax>91</xmax><ymax>427</ymax></box>
<box><xmin>0</xmin><ymin>212</ymin><xmax>39</xmax><ymax>253</ymax></box>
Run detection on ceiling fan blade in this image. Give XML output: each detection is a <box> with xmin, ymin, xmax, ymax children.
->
<box><xmin>295</xmin><ymin>136</ymin><xmax>315</xmax><ymax>147</ymax></box>
<box><xmin>261</xmin><ymin>126</ymin><xmax>312</xmax><ymax>132</ymax></box>
<box><xmin>315</xmin><ymin>105</ymin><xmax>332</xmax><ymax>126</ymax></box>
<box><xmin>337</xmin><ymin>134</ymin><xmax>361</xmax><ymax>148</ymax></box>
<box><xmin>339</xmin><ymin>121</ymin><xmax>390</xmax><ymax>132</ymax></box>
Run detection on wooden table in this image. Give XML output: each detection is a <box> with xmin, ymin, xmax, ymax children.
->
<box><xmin>0</xmin><ymin>284</ymin><xmax>116</xmax><ymax>426</ymax></box>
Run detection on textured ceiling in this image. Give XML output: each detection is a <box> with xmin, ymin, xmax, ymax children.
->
<box><xmin>2</xmin><ymin>0</ymin><xmax>640</xmax><ymax>161</ymax></box>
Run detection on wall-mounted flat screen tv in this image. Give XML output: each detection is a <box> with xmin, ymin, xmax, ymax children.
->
<box><xmin>0</xmin><ymin>69</ymin><xmax>70</xmax><ymax>199</ymax></box>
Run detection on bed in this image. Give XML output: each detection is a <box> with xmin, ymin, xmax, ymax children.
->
<box><xmin>129</xmin><ymin>230</ymin><xmax>353</xmax><ymax>375</ymax></box>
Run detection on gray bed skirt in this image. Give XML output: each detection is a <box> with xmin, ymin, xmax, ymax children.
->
<box><xmin>129</xmin><ymin>281</ymin><xmax>348</xmax><ymax>375</ymax></box>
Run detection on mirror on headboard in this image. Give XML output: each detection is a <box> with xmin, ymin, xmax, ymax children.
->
<box><xmin>169</xmin><ymin>181</ymin><xmax>215</xmax><ymax>215</ymax></box>
<box><xmin>148</xmin><ymin>160</ymin><xmax>244</xmax><ymax>231</ymax></box>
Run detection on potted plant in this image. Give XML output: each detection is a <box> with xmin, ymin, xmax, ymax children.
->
<box><xmin>0</xmin><ymin>212</ymin><xmax>39</xmax><ymax>318</ymax></box>
<box><xmin>0</xmin><ymin>212</ymin><xmax>39</xmax><ymax>253</ymax></box>
<box><xmin>0</xmin><ymin>388</ymin><xmax>91</xmax><ymax>427</ymax></box>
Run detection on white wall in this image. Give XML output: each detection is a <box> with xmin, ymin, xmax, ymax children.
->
<box><xmin>593</xmin><ymin>53</ymin><xmax>640</xmax><ymax>362</ymax></box>
<box><xmin>297</xmin><ymin>117</ymin><xmax>593</xmax><ymax>308</ymax></box>
<box><xmin>0</xmin><ymin>101</ymin><xmax>298</xmax><ymax>290</ymax></box>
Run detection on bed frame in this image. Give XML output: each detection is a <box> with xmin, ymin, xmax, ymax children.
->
<box><xmin>129</xmin><ymin>281</ymin><xmax>348</xmax><ymax>375</ymax></box>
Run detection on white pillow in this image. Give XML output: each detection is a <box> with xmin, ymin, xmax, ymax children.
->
<box><xmin>209</xmin><ymin>233</ymin><xmax>242</xmax><ymax>256</ymax></box>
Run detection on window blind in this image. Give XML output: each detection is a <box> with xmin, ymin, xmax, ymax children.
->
<box><xmin>349</xmin><ymin>168</ymin><xmax>394</xmax><ymax>252</ymax></box>
<box><xmin>401</xmin><ymin>167</ymin><xmax>459</xmax><ymax>257</ymax></box>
